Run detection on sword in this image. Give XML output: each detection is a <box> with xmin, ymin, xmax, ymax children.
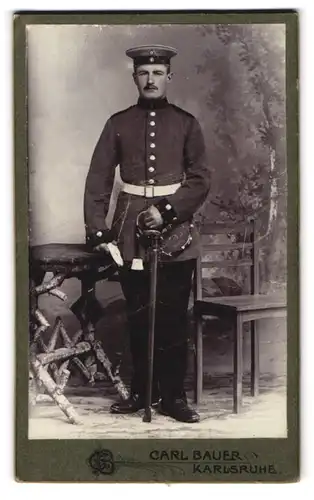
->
<box><xmin>142</xmin><ymin>229</ymin><xmax>162</xmax><ymax>423</ymax></box>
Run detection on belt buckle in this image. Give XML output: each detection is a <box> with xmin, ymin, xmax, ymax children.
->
<box><xmin>144</xmin><ymin>185</ymin><xmax>154</xmax><ymax>198</ymax></box>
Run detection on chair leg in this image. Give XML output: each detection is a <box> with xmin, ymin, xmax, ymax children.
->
<box><xmin>194</xmin><ymin>314</ymin><xmax>203</xmax><ymax>405</ymax></box>
<box><xmin>233</xmin><ymin>314</ymin><xmax>243</xmax><ymax>413</ymax></box>
<box><xmin>250</xmin><ymin>320</ymin><xmax>260</xmax><ymax>397</ymax></box>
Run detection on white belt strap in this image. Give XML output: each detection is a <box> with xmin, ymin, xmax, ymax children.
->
<box><xmin>122</xmin><ymin>182</ymin><xmax>181</xmax><ymax>198</ymax></box>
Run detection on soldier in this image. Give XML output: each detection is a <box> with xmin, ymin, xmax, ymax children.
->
<box><xmin>84</xmin><ymin>45</ymin><xmax>210</xmax><ymax>423</ymax></box>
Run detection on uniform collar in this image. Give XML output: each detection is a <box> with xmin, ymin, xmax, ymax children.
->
<box><xmin>137</xmin><ymin>97</ymin><xmax>169</xmax><ymax>110</ymax></box>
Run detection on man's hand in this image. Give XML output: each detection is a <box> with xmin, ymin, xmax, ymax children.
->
<box><xmin>143</xmin><ymin>205</ymin><xmax>163</xmax><ymax>229</ymax></box>
<box><xmin>94</xmin><ymin>242</ymin><xmax>110</xmax><ymax>253</ymax></box>
<box><xmin>94</xmin><ymin>242</ymin><xmax>123</xmax><ymax>267</ymax></box>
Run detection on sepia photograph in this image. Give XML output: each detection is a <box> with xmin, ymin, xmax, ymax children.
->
<box><xmin>26</xmin><ymin>21</ymin><xmax>288</xmax><ymax>443</ymax></box>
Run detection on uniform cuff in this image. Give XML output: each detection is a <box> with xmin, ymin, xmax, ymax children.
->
<box><xmin>154</xmin><ymin>198</ymin><xmax>178</xmax><ymax>225</ymax></box>
<box><xmin>86</xmin><ymin>229</ymin><xmax>115</xmax><ymax>248</ymax></box>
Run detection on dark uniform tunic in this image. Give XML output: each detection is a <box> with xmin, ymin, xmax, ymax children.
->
<box><xmin>84</xmin><ymin>97</ymin><xmax>210</xmax><ymax>401</ymax></box>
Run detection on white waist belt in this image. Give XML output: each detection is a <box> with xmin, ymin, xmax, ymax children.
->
<box><xmin>122</xmin><ymin>182</ymin><xmax>181</xmax><ymax>198</ymax></box>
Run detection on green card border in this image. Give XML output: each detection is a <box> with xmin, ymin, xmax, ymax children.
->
<box><xmin>14</xmin><ymin>10</ymin><xmax>299</xmax><ymax>483</ymax></box>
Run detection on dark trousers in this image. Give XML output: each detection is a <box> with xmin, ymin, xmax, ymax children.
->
<box><xmin>119</xmin><ymin>259</ymin><xmax>195</xmax><ymax>402</ymax></box>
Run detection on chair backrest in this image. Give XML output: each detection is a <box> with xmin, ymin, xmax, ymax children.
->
<box><xmin>194</xmin><ymin>220</ymin><xmax>259</xmax><ymax>301</ymax></box>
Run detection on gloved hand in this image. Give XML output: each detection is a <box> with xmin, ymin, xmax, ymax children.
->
<box><xmin>142</xmin><ymin>205</ymin><xmax>163</xmax><ymax>229</ymax></box>
<box><xmin>94</xmin><ymin>242</ymin><xmax>123</xmax><ymax>267</ymax></box>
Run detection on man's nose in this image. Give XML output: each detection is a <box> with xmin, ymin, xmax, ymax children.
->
<box><xmin>148</xmin><ymin>74</ymin><xmax>155</xmax><ymax>84</ymax></box>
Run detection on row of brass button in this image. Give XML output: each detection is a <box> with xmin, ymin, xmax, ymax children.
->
<box><xmin>148</xmin><ymin>111</ymin><xmax>156</xmax><ymax>183</ymax></box>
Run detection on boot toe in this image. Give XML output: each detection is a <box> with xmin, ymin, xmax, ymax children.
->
<box><xmin>160</xmin><ymin>399</ymin><xmax>200</xmax><ymax>423</ymax></box>
<box><xmin>109</xmin><ymin>394</ymin><xmax>143</xmax><ymax>414</ymax></box>
<box><xmin>187</xmin><ymin>410</ymin><xmax>200</xmax><ymax>423</ymax></box>
<box><xmin>110</xmin><ymin>394</ymin><xmax>161</xmax><ymax>414</ymax></box>
<box><xmin>110</xmin><ymin>401</ymin><xmax>138</xmax><ymax>414</ymax></box>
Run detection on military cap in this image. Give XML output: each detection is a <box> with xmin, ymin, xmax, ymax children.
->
<box><xmin>126</xmin><ymin>44</ymin><xmax>177</xmax><ymax>66</ymax></box>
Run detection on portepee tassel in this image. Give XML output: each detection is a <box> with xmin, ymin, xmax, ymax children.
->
<box><xmin>131</xmin><ymin>258</ymin><xmax>144</xmax><ymax>271</ymax></box>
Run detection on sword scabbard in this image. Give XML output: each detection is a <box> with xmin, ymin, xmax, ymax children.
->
<box><xmin>143</xmin><ymin>229</ymin><xmax>162</xmax><ymax>423</ymax></box>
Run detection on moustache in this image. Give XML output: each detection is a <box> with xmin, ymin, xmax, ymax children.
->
<box><xmin>144</xmin><ymin>85</ymin><xmax>158</xmax><ymax>90</ymax></box>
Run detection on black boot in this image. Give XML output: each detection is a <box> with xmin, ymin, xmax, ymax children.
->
<box><xmin>110</xmin><ymin>393</ymin><xmax>160</xmax><ymax>414</ymax></box>
<box><xmin>159</xmin><ymin>397</ymin><xmax>200</xmax><ymax>423</ymax></box>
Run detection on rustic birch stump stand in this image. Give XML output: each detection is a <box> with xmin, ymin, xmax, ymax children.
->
<box><xmin>29</xmin><ymin>243</ymin><xmax>129</xmax><ymax>424</ymax></box>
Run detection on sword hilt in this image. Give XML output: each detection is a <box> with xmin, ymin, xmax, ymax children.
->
<box><xmin>143</xmin><ymin>229</ymin><xmax>162</xmax><ymax>246</ymax></box>
<box><xmin>141</xmin><ymin>229</ymin><xmax>162</xmax><ymax>238</ymax></box>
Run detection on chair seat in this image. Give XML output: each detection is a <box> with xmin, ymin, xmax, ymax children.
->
<box><xmin>196</xmin><ymin>293</ymin><xmax>286</xmax><ymax>313</ymax></box>
<box><xmin>30</xmin><ymin>243</ymin><xmax>111</xmax><ymax>266</ymax></box>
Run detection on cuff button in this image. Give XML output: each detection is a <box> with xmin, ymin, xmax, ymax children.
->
<box><xmin>165</xmin><ymin>204</ymin><xmax>172</xmax><ymax>211</ymax></box>
<box><xmin>96</xmin><ymin>231</ymin><xmax>103</xmax><ymax>237</ymax></box>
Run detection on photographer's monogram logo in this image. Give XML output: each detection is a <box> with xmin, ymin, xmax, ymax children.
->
<box><xmin>88</xmin><ymin>449</ymin><xmax>115</xmax><ymax>476</ymax></box>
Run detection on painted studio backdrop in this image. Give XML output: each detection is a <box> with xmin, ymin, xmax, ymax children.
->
<box><xmin>28</xmin><ymin>24</ymin><xmax>287</xmax><ymax>438</ymax></box>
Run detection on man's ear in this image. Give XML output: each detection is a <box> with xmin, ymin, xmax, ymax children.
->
<box><xmin>167</xmin><ymin>72</ymin><xmax>173</xmax><ymax>82</ymax></box>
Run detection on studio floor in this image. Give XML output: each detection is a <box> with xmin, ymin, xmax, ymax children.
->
<box><xmin>29</xmin><ymin>280</ymin><xmax>287</xmax><ymax>440</ymax></box>
<box><xmin>28</xmin><ymin>374</ymin><xmax>286</xmax><ymax>440</ymax></box>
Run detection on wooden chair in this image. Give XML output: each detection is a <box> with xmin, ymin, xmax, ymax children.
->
<box><xmin>193</xmin><ymin>221</ymin><xmax>286</xmax><ymax>413</ymax></box>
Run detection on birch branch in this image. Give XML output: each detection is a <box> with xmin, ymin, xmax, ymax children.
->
<box><xmin>84</xmin><ymin>326</ymin><xmax>129</xmax><ymax>400</ymax></box>
<box><xmin>34</xmin><ymin>274</ymin><xmax>66</xmax><ymax>296</ymax></box>
<box><xmin>36</xmin><ymin>337</ymin><xmax>60</xmax><ymax>381</ymax></box>
<box><xmin>30</xmin><ymin>356</ymin><xmax>81</xmax><ymax>425</ymax></box>
<box><xmin>59</xmin><ymin>323</ymin><xmax>94</xmax><ymax>383</ymax></box>
<box><xmin>47</xmin><ymin>316</ymin><xmax>62</xmax><ymax>351</ymax></box>
<box><xmin>58</xmin><ymin>364</ymin><xmax>71</xmax><ymax>393</ymax></box>
<box><xmin>34</xmin><ymin>309</ymin><xmax>50</xmax><ymax>329</ymax></box>
<box><xmin>48</xmin><ymin>289</ymin><xmax>67</xmax><ymax>301</ymax></box>
<box><xmin>30</xmin><ymin>325</ymin><xmax>48</xmax><ymax>353</ymax></box>
<box><xmin>37</xmin><ymin>342</ymin><xmax>91</xmax><ymax>365</ymax></box>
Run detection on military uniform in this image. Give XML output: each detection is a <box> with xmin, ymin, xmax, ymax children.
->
<box><xmin>84</xmin><ymin>45</ymin><xmax>210</xmax><ymax>421</ymax></box>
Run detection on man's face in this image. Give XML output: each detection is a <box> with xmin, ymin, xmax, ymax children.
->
<box><xmin>133</xmin><ymin>64</ymin><xmax>171</xmax><ymax>100</ymax></box>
